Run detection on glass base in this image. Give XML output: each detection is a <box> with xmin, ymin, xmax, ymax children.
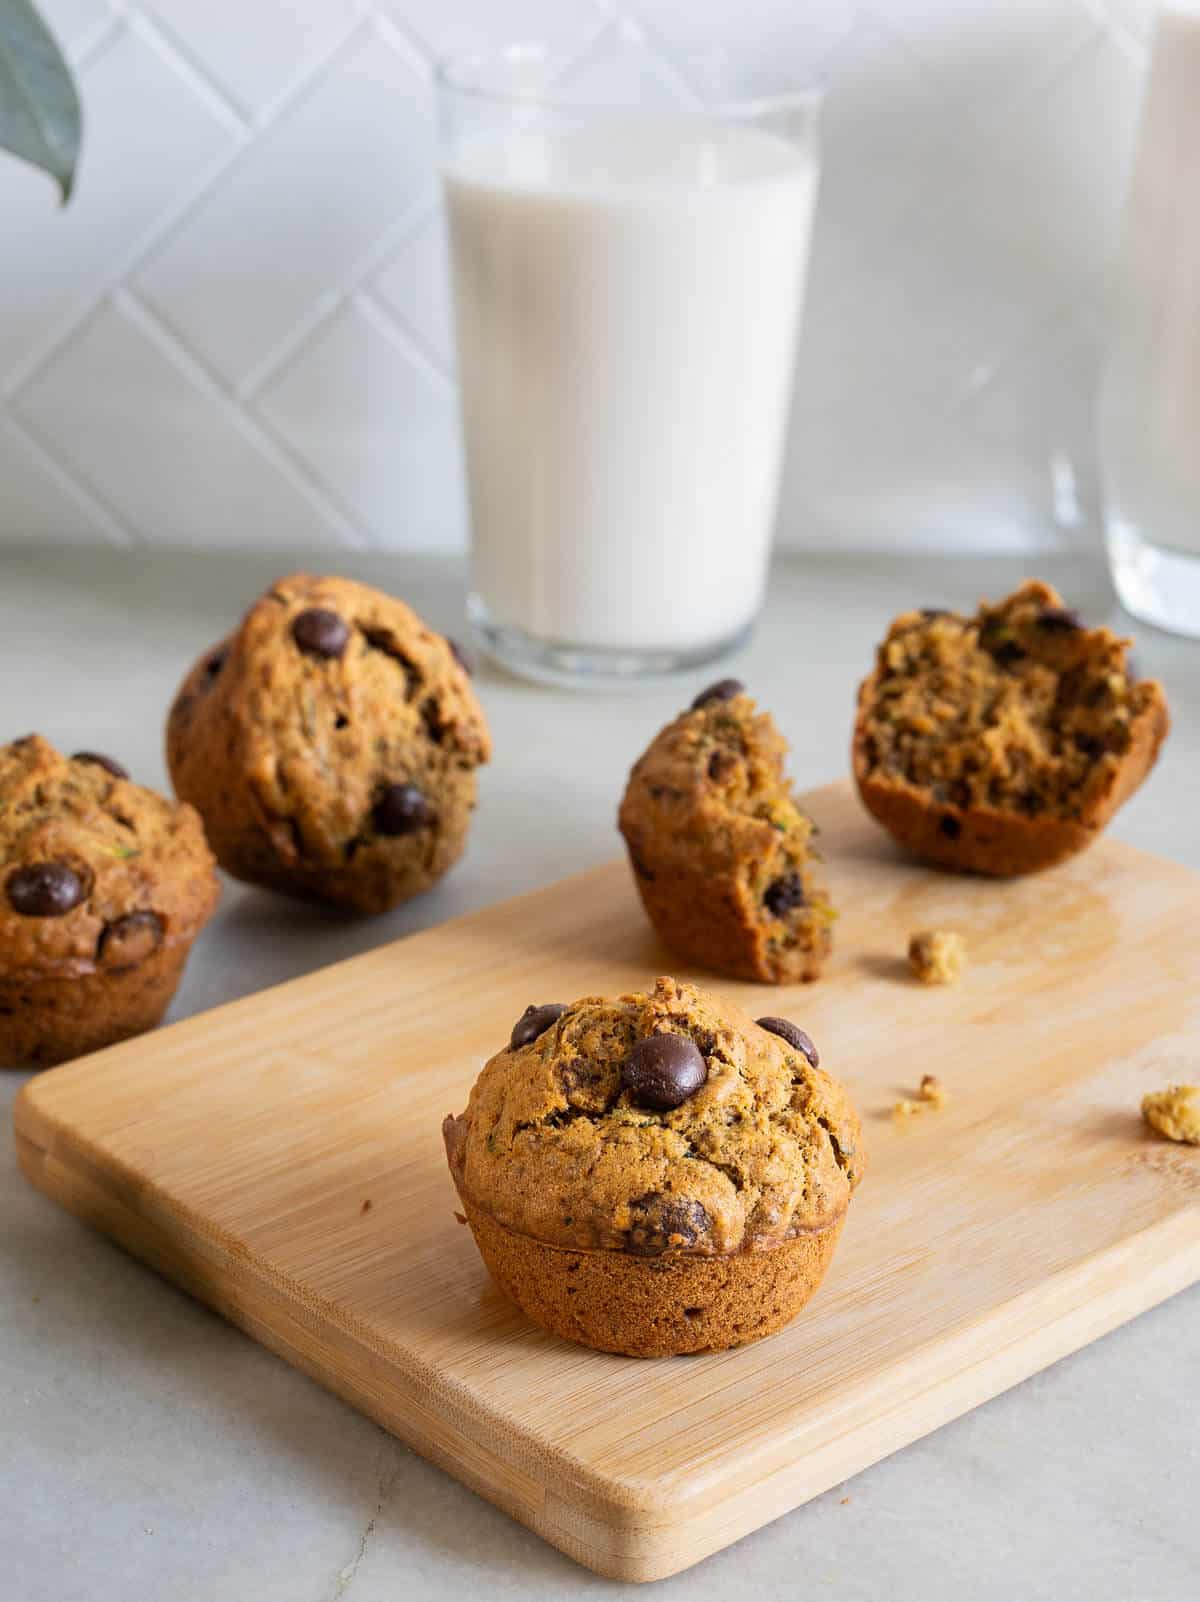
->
<box><xmin>1106</xmin><ymin>518</ymin><xmax>1200</xmax><ymax>640</ymax></box>
<box><xmin>467</xmin><ymin>594</ymin><xmax>757</xmax><ymax>690</ymax></box>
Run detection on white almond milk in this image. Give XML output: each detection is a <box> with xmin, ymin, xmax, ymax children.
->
<box><xmin>1101</xmin><ymin>3</ymin><xmax>1200</xmax><ymax>558</ymax></box>
<box><xmin>444</xmin><ymin>121</ymin><xmax>817</xmax><ymax>652</ymax></box>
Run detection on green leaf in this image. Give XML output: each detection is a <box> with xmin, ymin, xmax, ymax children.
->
<box><xmin>0</xmin><ymin>0</ymin><xmax>82</xmax><ymax>202</ymax></box>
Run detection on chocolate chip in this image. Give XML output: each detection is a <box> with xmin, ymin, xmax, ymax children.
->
<box><xmin>1074</xmin><ymin>732</ymin><xmax>1104</xmax><ymax>758</ymax></box>
<box><xmin>98</xmin><ymin>910</ymin><xmax>163</xmax><ymax>970</ymax></box>
<box><xmin>622</xmin><ymin>1034</ymin><xmax>707</xmax><ymax>1111</ymax></box>
<box><xmin>372</xmin><ymin>783</ymin><xmax>433</xmax><ymax>836</ymax></box>
<box><xmin>204</xmin><ymin>646</ymin><xmax>228</xmax><ymax>681</ymax></box>
<box><xmin>763</xmin><ymin>871</ymin><xmax>806</xmax><ymax>918</ymax></box>
<box><xmin>691</xmin><ymin>678</ymin><xmax>744</xmax><ymax>710</ymax></box>
<box><xmin>627</xmin><ymin>1193</ymin><xmax>710</xmax><ymax>1255</ymax></box>
<box><xmin>920</xmin><ymin>607</ymin><xmax>949</xmax><ymax>619</ymax></box>
<box><xmin>939</xmin><ymin>814</ymin><xmax>962</xmax><ymax>839</ymax></box>
<box><xmin>1038</xmin><ymin>606</ymin><xmax>1083</xmax><ymax>632</ymax></box>
<box><xmin>72</xmin><ymin>751</ymin><xmax>129</xmax><ymax>780</ymax></box>
<box><xmin>991</xmin><ymin>640</ymin><xmax>1026</xmax><ymax>667</ymax></box>
<box><xmin>447</xmin><ymin>638</ymin><xmax>473</xmax><ymax>675</ymax></box>
<box><xmin>7</xmin><ymin>862</ymin><xmax>85</xmax><ymax>917</ymax></box>
<box><xmin>510</xmin><ymin>1002</ymin><xmax>566</xmax><ymax>1050</ymax></box>
<box><xmin>292</xmin><ymin>608</ymin><xmax>350</xmax><ymax>659</ymax></box>
<box><xmin>756</xmin><ymin>1016</ymin><xmax>819</xmax><ymax>1067</ymax></box>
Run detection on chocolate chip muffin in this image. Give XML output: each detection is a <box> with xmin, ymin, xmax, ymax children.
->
<box><xmin>167</xmin><ymin>574</ymin><xmax>491</xmax><ymax>914</ymax></box>
<box><xmin>0</xmin><ymin>736</ymin><xmax>219</xmax><ymax>1067</ymax></box>
<box><xmin>853</xmin><ymin>581</ymin><xmax>1170</xmax><ymax>876</ymax></box>
<box><xmin>443</xmin><ymin>976</ymin><xmax>864</xmax><ymax>1357</ymax></box>
<box><xmin>618</xmin><ymin>681</ymin><xmax>835</xmax><ymax>983</ymax></box>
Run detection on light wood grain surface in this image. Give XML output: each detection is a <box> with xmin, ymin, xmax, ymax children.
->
<box><xmin>14</xmin><ymin>782</ymin><xmax>1200</xmax><ymax>1582</ymax></box>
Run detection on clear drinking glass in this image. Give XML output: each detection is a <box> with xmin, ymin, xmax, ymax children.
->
<box><xmin>1100</xmin><ymin>2</ymin><xmax>1200</xmax><ymax>639</ymax></box>
<box><xmin>436</xmin><ymin>36</ymin><xmax>821</xmax><ymax>686</ymax></box>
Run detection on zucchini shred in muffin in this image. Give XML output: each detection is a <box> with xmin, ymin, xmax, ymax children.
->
<box><xmin>618</xmin><ymin>680</ymin><xmax>835</xmax><ymax>983</ymax></box>
<box><xmin>443</xmin><ymin>977</ymin><xmax>864</xmax><ymax>1357</ymax></box>
<box><xmin>853</xmin><ymin>581</ymin><xmax>1169</xmax><ymax>875</ymax></box>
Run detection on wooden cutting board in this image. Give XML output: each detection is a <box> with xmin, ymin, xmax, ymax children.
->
<box><xmin>14</xmin><ymin>782</ymin><xmax>1200</xmax><ymax>1582</ymax></box>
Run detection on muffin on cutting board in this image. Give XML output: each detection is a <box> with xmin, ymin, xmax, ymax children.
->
<box><xmin>853</xmin><ymin>581</ymin><xmax>1169</xmax><ymax>875</ymax></box>
<box><xmin>618</xmin><ymin>680</ymin><xmax>835</xmax><ymax>983</ymax></box>
<box><xmin>0</xmin><ymin>736</ymin><xmax>219</xmax><ymax>1067</ymax></box>
<box><xmin>167</xmin><ymin>573</ymin><xmax>491</xmax><ymax>914</ymax></box>
<box><xmin>443</xmin><ymin>976</ymin><xmax>863</xmax><ymax>1357</ymax></box>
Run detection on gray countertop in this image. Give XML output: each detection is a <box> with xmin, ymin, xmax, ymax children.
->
<box><xmin>3</xmin><ymin>548</ymin><xmax>1198</xmax><ymax>1602</ymax></box>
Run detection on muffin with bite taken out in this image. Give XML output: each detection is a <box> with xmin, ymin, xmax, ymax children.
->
<box><xmin>618</xmin><ymin>680</ymin><xmax>834</xmax><ymax>983</ymax></box>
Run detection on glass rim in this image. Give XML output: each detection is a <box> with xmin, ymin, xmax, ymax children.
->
<box><xmin>433</xmin><ymin>41</ymin><xmax>824</xmax><ymax>120</ymax></box>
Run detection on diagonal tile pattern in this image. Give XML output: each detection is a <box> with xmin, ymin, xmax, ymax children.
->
<box><xmin>256</xmin><ymin>297</ymin><xmax>466</xmax><ymax>548</ymax></box>
<box><xmin>0</xmin><ymin>0</ymin><xmax>1151</xmax><ymax>551</ymax></box>
<box><xmin>14</xmin><ymin>299</ymin><xmax>346</xmax><ymax>547</ymax></box>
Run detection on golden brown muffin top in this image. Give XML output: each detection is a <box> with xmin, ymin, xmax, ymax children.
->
<box><xmin>0</xmin><ymin>735</ymin><xmax>219</xmax><ymax>979</ymax></box>
<box><xmin>445</xmin><ymin>976</ymin><xmax>863</xmax><ymax>1257</ymax></box>
<box><xmin>858</xmin><ymin>580</ymin><xmax>1168</xmax><ymax>817</ymax></box>
<box><xmin>169</xmin><ymin>572</ymin><xmax>491</xmax><ymax>873</ymax></box>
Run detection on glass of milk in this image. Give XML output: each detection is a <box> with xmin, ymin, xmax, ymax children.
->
<box><xmin>437</xmin><ymin>38</ymin><xmax>821</xmax><ymax>685</ymax></box>
<box><xmin>1100</xmin><ymin>1</ymin><xmax>1200</xmax><ymax>638</ymax></box>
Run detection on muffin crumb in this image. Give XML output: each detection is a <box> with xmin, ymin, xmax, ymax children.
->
<box><xmin>1141</xmin><ymin>1084</ymin><xmax>1200</xmax><ymax>1145</ymax></box>
<box><xmin>908</xmin><ymin>929</ymin><xmax>966</xmax><ymax>985</ymax></box>
<box><xmin>893</xmin><ymin>1075</ymin><xmax>947</xmax><ymax>1120</ymax></box>
<box><xmin>919</xmin><ymin>1073</ymin><xmax>946</xmax><ymax>1106</ymax></box>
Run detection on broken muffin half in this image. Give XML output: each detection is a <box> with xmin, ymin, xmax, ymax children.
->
<box><xmin>853</xmin><ymin>580</ymin><xmax>1169</xmax><ymax>876</ymax></box>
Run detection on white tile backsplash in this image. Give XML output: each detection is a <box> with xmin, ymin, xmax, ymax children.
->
<box><xmin>0</xmin><ymin>416</ymin><xmax>122</xmax><ymax>543</ymax></box>
<box><xmin>39</xmin><ymin>0</ymin><xmax>115</xmax><ymax>59</ymax></box>
<box><xmin>384</xmin><ymin>0</ymin><xmax>605</xmax><ymax>58</ymax></box>
<box><xmin>135</xmin><ymin>23</ymin><xmax>434</xmax><ymax>389</ymax></box>
<box><xmin>626</xmin><ymin>0</ymin><xmax>855</xmax><ymax>83</ymax></box>
<box><xmin>873</xmin><ymin>0</ymin><xmax>1100</xmax><ymax>114</ymax></box>
<box><xmin>14</xmin><ymin>299</ymin><xmax>344</xmax><ymax>547</ymax></box>
<box><xmin>0</xmin><ymin>0</ymin><xmax>1153</xmax><ymax>553</ymax></box>
<box><xmin>0</xmin><ymin>19</ymin><xmax>235</xmax><ymax>383</ymax></box>
<box><xmin>256</xmin><ymin>296</ymin><xmax>466</xmax><ymax>549</ymax></box>
<box><xmin>370</xmin><ymin>208</ymin><xmax>457</xmax><ymax>371</ymax></box>
<box><xmin>143</xmin><ymin>0</ymin><xmax>362</xmax><ymax>119</ymax></box>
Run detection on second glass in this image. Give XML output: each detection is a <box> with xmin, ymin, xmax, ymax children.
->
<box><xmin>437</xmin><ymin>43</ymin><xmax>821</xmax><ymax>686</ymax></box>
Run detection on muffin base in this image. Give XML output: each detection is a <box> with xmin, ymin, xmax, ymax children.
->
<box><xmin>460</xmin><ymin>1195</ymin><xmax>845</xmax><ymax>1358</ymax></box>
<box><xmin>0</xmin><ymin>943</ymin><xmax>193</xmax><ymax>1069</ymax></box>
<box><xmin>627</xmin><ymin>859</ymin><xmax>832</xmax><ymax>984</ymax></box>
